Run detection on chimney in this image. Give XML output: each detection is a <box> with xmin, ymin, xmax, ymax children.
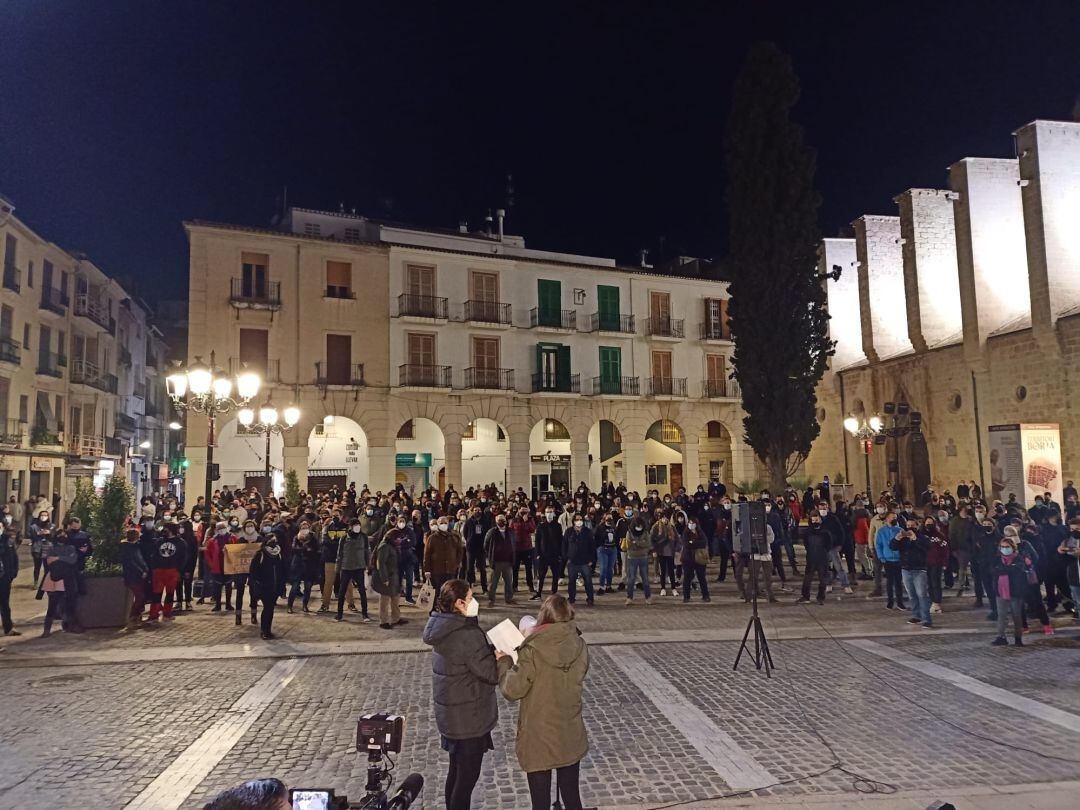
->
<box><xmin>496</xmin><ymin>208</ymin><xmax>505</xmax><ymax>241</ymax></box>
<box><xmin>459</xmin><ymin>220</ymin><xmax>469</xmax><ymax>234</ymax></box>
<box><xmin>484</xmin><ymin>211</ymin><xmax>494</xmax><ymax>237</ymax></box>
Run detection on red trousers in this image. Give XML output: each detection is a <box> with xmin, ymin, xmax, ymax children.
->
<box><xmin>149</xmin><ymin>568</ymin><xmax>180</xmax><ymax>618</ymax></box>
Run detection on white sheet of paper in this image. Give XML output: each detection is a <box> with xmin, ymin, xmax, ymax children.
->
<box><xmin>486</xmin><ymin>618</ymin><xmax>525</xmax><ymax>665</ymax></box>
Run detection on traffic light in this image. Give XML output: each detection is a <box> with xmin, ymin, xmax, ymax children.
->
<box><xmin>181</xmin><ymin>458</ymin><xmax>190</xmax><ymax>469</ymax></box>
<box><xmin>209</xmin><ymin>463</ymin><xmax>220</xmax><ymax>481</ymax></box>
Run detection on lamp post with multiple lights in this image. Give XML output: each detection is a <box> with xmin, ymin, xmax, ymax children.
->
<box><xmin>165</xmin><ymin>351</ymin><xmax>261</xmax><ymax>510</ymax></box>
<box><xmin>843</xmin><ymin>413</ymin><xmax>884</xmax><ymax>494</ymax></box>
<box><xmin>845</xmin><ymin>402</ymin><xmax>923</xmax><ymax>498</ymax></box>
<box><xmin>238</xmin><ymin>399</ymin><xmax>301</xmax><ymax>496</ymax></box>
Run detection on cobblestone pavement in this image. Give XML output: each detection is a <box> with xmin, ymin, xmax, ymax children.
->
<box><xmin>2</xmin><ymin>561</ymin><xmax>1079</xmax><ymax>809</ymax></box>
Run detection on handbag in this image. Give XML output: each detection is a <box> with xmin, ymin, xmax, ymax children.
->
<box><xmin>693</xmin><ymin>547</ymin><xmax>710</xmax><ymax>566</ymax></box>
<box><xmin>417</xmin><ymin>580</ymin><xmax>436</xmax><ymax>609</ymax></box>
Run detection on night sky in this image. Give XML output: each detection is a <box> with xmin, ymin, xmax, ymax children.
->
<box><xmin>3</xmin><ymin>1</ymin><xmax>1078</xmax><ymax>302</ymax></box>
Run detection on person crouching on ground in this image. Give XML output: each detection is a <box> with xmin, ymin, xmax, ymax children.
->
<box><xmin>423</xmin><ymin>579</ymin><xmax>499</xmax><ymax>810</ymax></box>
<box><xmin>497</xmin><ymin>594</ymin><xmax>591</xmax><ymax>810</ymax></box>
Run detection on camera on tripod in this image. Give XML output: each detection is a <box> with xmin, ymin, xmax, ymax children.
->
<box><xmin>289</xmin><ymin>713</ymin><xmax>422</xmax><ymax>810</ymax></box>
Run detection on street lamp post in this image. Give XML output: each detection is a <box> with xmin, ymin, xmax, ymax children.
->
<box><xmin>238</xmin><ymin>399</ymin><xmax>300</xmax><ymax>496</ymax></box>
<box><xmin>875</xmin><ymin>402</ymin><xmax>923</xmax><ymax>499</ymax></box>
<box><xmin>165</xmin><ymin>351</ymin><xmax>261</xmax><ymax>512</ymax></box>
<box><xmin>844</xmin><ymin>414</ymin><xmax>884</xmax><ymax>495</ymax></box>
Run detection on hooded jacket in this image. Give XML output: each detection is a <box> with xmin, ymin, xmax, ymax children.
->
<box><xmin>498</xmin><ymin>620</ymin><xmax>589</xmax><ymax>772</ymax></box>
<box><xmin>422</xmin><ymin>611</ymin><xmax>499</xmax><ymax>740</ymax></box>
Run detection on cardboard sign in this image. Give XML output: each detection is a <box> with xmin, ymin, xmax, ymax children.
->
<box><xmin>223</xmin><ymin>542</ymin><xmax>261</xmax><ymax>575</ymax></box>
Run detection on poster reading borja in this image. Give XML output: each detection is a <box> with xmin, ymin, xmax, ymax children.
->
<box><xmin>987</xmin><ymin>423</ymin><xmax>1062</xmax><ymax>509</ymax></box>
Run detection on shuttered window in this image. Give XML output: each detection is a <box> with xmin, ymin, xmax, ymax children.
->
<box><xmin>326</xmin><ymin>261</ymin><xmax>352</xmax><ymax>298</ymax></box>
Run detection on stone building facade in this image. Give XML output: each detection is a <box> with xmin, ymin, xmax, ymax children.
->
<box><xmin>183</xmin><ymin>208</ymin><xmax>759</xmax><ymax>498</ymax></box>
<box><xmin>805</xmin><ymin>119</ymin><xmax>1080</xmax><ymax>500</ymax></box>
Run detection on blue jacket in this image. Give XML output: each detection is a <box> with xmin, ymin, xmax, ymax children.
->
<box><xmin>875</xmin><ymin>524</ymin><xmax>902</xmax><ymax>563</ymax></box>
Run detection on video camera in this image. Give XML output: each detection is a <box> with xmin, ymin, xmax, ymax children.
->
<box><xmin>289</xmin><ymin>713</ymin><xmax>423</xmax><ymax>810</ymax></box>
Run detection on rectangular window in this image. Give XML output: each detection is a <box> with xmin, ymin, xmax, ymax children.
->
<box><xmin>61</xmin><ymin>270</ymin><xmax>69</xmax><ymax>298</ymax></box>
<box><xmin>406</xmin><ymin>264</ymin><xmax>436</xmax><ymax>297</ymax></box>
<box><xmin>19</xmin><ymin>394</ymin><xmax>28</xmax><ymax>423</ymax></box>
<box><xmin>706</xmin><ymin>353</ymin><xmax>725</xmax><ymax>382</ymax></box>
<box><xmin>537</xmin><ymin>279</ymin><xmax>561</xmax><ymax>326</ymax></box>
<box><xmin>23</xmin><ymin>323</ymin><xmax>30</xmax><ymax>348</ymax></box>
<box><xmin>42</xmin><ymin>260</ymin><xmax>53</xmax><ymax>291</ymax></box>
<box><xmin>0</xmin><ymin>377</ymin><xmax>8</xmax><ymax>425</ymax></box>
<box><xmin>709</xmin><ymin>460</ymin><xmax>723</xmax><ymax>480</ymax></box>
<box><xmin>27</xmin><ymin>261</ymin><xmax>33</xmax><ymax>288</ymax></box>
<box><xmin>649</xmin><ymin>291</ymin><xmax>671</xmax><ymax>321</ymax></box>
<box><xmin>462</xmin><ymin>421</ymin><xmax>476</xmax><ymax>440</ymax></box>
<box><xmin>239</xmin><ymin>328</ymin><xmax>269</xmax><ymax>372</ymax></box>
<box><xmin>646</xmin><ymin>465</ymin><xmax>668</xmax><ymax>485</ymax></box>
<box><xmin>472</xmin><ymin>336</ymin><xmax>499</xmax><ymax>369</ymax></box>
<box><xmin>599</xmin><ymin>346</ymin><xmax>621</xmax><ymax>392</ymax></box>
<box><xmin>651</xmin><ymin>350</ymin><xmax>672</xmax><ymax>380</ymax></box>
<box><xmin>57</xmin><ymin>330</ymin><xmax>66</xmax><ymax>359</ymax></box>
<box><xmin>3</xmin><ymin>235</ymin><xmax>15</xmax><ymax>272</ymax></box>
<box><xmin>597</xmin><ymin>284</ymin><xmax>620</xmax><ymax>330</ymax></box>
<box><xmin>471</xmin><ymin>271</ymin><xmax>498</xmax><ymax>302</ymax></box>
<box><xmin>325</xmin><ymin>334</ymin><xmax>352</xmax><ymax>384</ymax></box>
<box><xmin>38</xmin><ymin>325</ymin><xmax>50</xmax><ymax>367</ymax></box>
<box><xmin>0</xmin><ymin>305</ymin><xmax>12</xmax><ymax>338</ymax></box>
<box><xmin>705</xmin><ymin>298</ymin><xmax>730</xmax><ymax>339</ymax></box>
<box><xmin>326</xmin><ymin>261</ymin><xmax>352</xmax><ymax>298</ymax></box>
<box><xmin>408</xmin><ymin>332</ymin><xmax>436</xmax><ymax>367</ymax></box>
<box><xmin>241</xmin><ymin>252</ymin><xmax>268</xmax><ymax>298</ymax></box>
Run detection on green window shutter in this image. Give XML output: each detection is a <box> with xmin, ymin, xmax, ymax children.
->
<box><xmin>597</xmin><ymin>285</ymin><xmax>619</xmax><ymax>330</ymax></box>
<box><xmin>538</xmin><ymin>279</ymin><xmax>560</xmax><ymax>326</ymax></box>
<box><xmin>599</xmin><ymin>346</ymin><xmax>621</xmax><ymax>392</ymax></box>
<box><xmin>556</xmin><ymin>344</ymin><xmax>571</xmax><ymax>391</ymax></box>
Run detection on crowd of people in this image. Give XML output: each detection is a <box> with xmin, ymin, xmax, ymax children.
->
<box><xmin>2</xmin><ymin>475</ymin><xmax>1079</xmax><ymax>647</ymax></box>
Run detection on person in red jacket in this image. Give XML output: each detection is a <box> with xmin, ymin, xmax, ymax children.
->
<box><xmin>206</xmin><ymin>521</ymin><xmax>233</xmax><ymax>612</ymax></box>
<box><xmin>509</xmin><ymin>507</ymin><xmax>537</xmax><ymax>595</ymax></box>
<box><xmin>922</xmin><ymin>516</ymin><xmax>951</xmax><ymax>615</ymax></box>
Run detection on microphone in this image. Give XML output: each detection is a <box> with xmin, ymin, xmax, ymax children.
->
<box><xmin>386</xmin><ymin>773</ymin><xmax>424</xmax><ymax>809</ymax></box>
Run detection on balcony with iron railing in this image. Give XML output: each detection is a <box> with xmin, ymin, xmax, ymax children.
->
<box><xmin>69</xmin><ymin>434</ymin><xmax>106</xmax><ymax>457</ymax></box>
<box><xmin>700</xmin><ymin>321</ymin><xmax>732</xmax><ymax>342</ymax></box>
<box><xmin>530</xmin><ymin>308</ymin><xmax>577</xmax><ymax>330</ymax></box>
<box><xmin>315</xmin><ymin>362</ymin><xmax>365</xmax><ymax>387</ymax></box>
<box><xmin>1</xmin><ymin>419</ymin><xmax>27</xmax><ymax>446</ymax></box>
<box><xmin>531</xmin><ymin>372</ymin><xmax>580</xmax><ymax>394</ymax></box>
<box><xmin>703</xmin><ymin>378</ymin><xmax>741</xmax><ymax>399</ymax></box>
<box><xmin>2</xmin><ymin>265</ymin><xmax>20</xmax><ymax>292</ymax></box>
<box><xmin>463</xmin><ymin>300</ymin><xmax>512</xmax><ymax>326</ymax></box>
<box><xmin>229</xmin><ymin>278</ymin><xmax>282</xmax><ymax>309</ymax></box>
<box><xmin>397</xmin><ymin>293</ymin><xmax>448</xmax><ymax>319</ymax></box>
<box><xmin>644</xmin><ymin>316</ymin><xmax>685</xmax><ymax>339</ymax></box>
<box><xmin>74</xmin><ymin>294</ymin><xmax>111</xmax><ymax>330</ymax></box>
<box><xmin>119</xmin><ymin>345</ymin><xmax>133</xmax><ymax>367</ymax></box>
<box><xmin>39</xmin><ymin>286</ymin><xmax>69</xmax><ymax>316</ymax></box>
<box><xmin>36</xmin><ymin>352</ymin><xmax>66</xmax><ymax>378</ymax></box>
<box><xmin>133</xmin><ymin>381</ymin><xmax>147</xmax><ymax>400</ymax></box>
<box><xmin>647</xmin><ymin>376</ymin><xmax>687</xmax><ymax>397</ymax></box>
<box><xmin>230</xmin><ymin>357</ymin><xmax>281</xmax><ymax>384</ymax></box>
<box><xmin>30</xmin><ymin>422</ymin><xmax>63</xmax><ymax>447</ymax></box>
<box><xmin>70</xmin><ymin>358</ymin><xmax>118</xmax><ymax>393</ymax></box>
<box><xmin>115</xmin><ymin>411</ymin><xmax>137</xmax><ymax>433</ymax></box>
<box><xmin>590</xmin><ymin>312</ymin><xmax>635</xmax><ymax>334</ymax></box>
<box><xmin>464</xmin><ymin>367</ymin><xmax>515</xmax><ymax>390</ymax></box>
<box><xmin>398</xmin><ymin>363</ymin><xmax>451</xmax><ymax>388</ymax></box>
<box><xmin>588</xmin><ymin>375</ymin><xmax>640</xmax><ymax>396</ymax></box>
<box><xmin>0</xmin><ymin>336</ymin><xmax>20</xmax><ymax>365</ymax></box>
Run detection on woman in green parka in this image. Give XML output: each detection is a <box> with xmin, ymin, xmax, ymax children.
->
<box><xmin>496</xmin><ymin>593</ymin><xmax>590</xmax><ymax>810</ymax></box>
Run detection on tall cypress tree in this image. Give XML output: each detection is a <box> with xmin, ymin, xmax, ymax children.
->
<box><xmin>725</xmin><ymin>43</ymin><xmax>834</xmax><ymax>491</ymax></box>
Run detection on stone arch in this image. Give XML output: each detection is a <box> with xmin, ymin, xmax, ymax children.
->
<box><xmin>213</xmin><ymin>416</ymin><xmax>286</xmax><ymax>494</ymax></box>
<box><xmin>307</xmin><ymin>415</ymin><xmax>369</xmax><ymax>493</ymax></box>
<box><xmin>395</xmin><ymin>416</ymin><xmax>446</xmax><ymax>492</ymax></box>
<box><xmin>644</xmin><ymin>418</ymin><xmax>685</xmax><ymax>495</ymax></box>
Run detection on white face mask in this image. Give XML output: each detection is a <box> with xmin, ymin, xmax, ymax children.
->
<box><xmin>437</xmin><ymin>523</ymin><xmax>448</xmax><ymax>532</ymax></box>
<box><xmin>464</xmin><ymin>597</ymin><xmax>479</xmax><ymax>618</ymax></box>
<box><xmin>397</xmin><ymin>521</ymin><xmax>407</xmax><ymax>529</ymax></box>
<box><xmin>876</xmin><ymin>507</ymin><xmax>886</xmax><ymax>514</ymax></box>
<box><xmin>574</xmin><ymin>520</ymin><xmax>584</xmax><ymax>529</ymax></box>
<box><xmin>687</xmin><ymin>522</ymin><xmax>696</xmax><ymax>530</ymax></box>
<box><xmin>545</xmin><ymin>512</ymin><xmax>555</xmax><ymax>521</ymax></box>
<box><xmin>765</xmin><ymin>504</ymin><xmax>772</xmax><ymax>512</ymax></box>
<box><xmin>818</xmin><ymin>509</ymin><xmax>828</xmax><ymax>517</ymax></box>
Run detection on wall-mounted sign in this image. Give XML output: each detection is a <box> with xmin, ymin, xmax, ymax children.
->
<box><xmin>530</xmin><ymin>453</ymin><xmax>570</xmax><ymax>463</ymax></box>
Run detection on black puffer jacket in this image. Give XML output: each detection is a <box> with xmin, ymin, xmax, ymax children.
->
<box><xmin>422</xmin><ymin>611</ymin><xmax>499</xmax><ymax>740</ymax></box>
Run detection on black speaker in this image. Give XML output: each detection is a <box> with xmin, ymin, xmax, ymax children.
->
<box><xmin>735</xmin><ymin>501</ymin><xmax>768</xmax><ymax>554</ymax></box>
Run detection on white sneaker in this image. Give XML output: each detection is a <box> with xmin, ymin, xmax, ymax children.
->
<box><xmin>825</xmin><ymin>585</ymin><xmax>833</xmax><ymax>593</ymax></box>
<box><xmin>624</xmin><ymin>598</ymin><xmax>632</xmax><ymax>606</ymax></box>
<box><xmin>843</xmin><ymin>587</ymin><xmax>854</xmax><ymax>595</ymax></box>
<box><xmin>929</xmin><ymin>603</ymin><xmax>941</xmax><ymax>614</ymax></box>
<box><xmin>660</xmin><ymin>588</ymin><xmax>667</xmax><ymax>597</ymax></box>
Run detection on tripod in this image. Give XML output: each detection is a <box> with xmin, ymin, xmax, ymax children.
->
<box><xmin>733</xmin><ymin>551</ymin><xmax>774</xmax><ymax>677</ymax></box>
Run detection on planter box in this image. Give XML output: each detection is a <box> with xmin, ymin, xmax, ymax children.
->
<box><xmin>76</xmin><ymin>575</ymin><xmax>131</xmax><ymax>629</ymax></box>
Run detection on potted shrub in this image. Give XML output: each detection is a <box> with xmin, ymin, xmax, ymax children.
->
<box><xmin>77</xmin><ymin>474</ymin><xmax>134</xmax><ymax>629</ymax></box>
<box><xmin>284</xmin><ymin>468</ymin><xmax>300</xmax><ymax>509</ymax></box>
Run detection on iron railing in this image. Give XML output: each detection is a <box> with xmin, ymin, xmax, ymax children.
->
<box><xmin>30</xmin><ymin>423</ymin><xmax>62</xmax><ymax>447</ymax></box>
<box><xmin>115</xmin><ymin>412</ymin><xmax>137</xmax><ymax>432</ymax></box>
<box><xmin>74</xmin><ymin>294</ymin><xmax>111</xmax><ymax>330</ymax></box>
<box><xmin>647</xmin><ymin>376</ymin><xmax>687</xmax><ymax>397</ymax></box>
<box><xmin>464</xmin><ymin>367</ymin><xmax>514</xmax><ymax>390</ymax></box>
<box><xmin>590</xmin><ymin>312</ymin><xmax>635</xmax><ymax>333</ymax></box>
<box><xmin>703</xmin><ymin>378</ymin><xmax>741</xmax><ymax>399</ymax></box>
<box><xmin>463</xmin><ymin>300</ymin><xmax>512</xmax><ymax>324</ymax></box>
<box><xmin>39</xmin><ymin>286</ymin><xmax>69</xmax><ymax>315</ymax></box>
<box><xmin>398</xmin><ymin>364</ymin><xmax>451</xmax><ymax>387</ymax></box>
<box><xmin>230</xmin><ymin>357</ymin><xmax>281</xmax><ymax>383</ymax></box>
<box><xmin>315</xmin><ymin>362</ymin><xmax>365</xmax><ymax>386</ymax></box>
<box><xmin>36</xmin><ymin>352</ymin><xmax>65</xmax><ymax>377</ymax></box>
<box><xmin>531</xmin><ymin>372</ymin><xmax>580</xmax><ymax>394</ymax></box>
<box><xmin>397</xmin><ymin>293</ymin><xmax>448</xmax><ymax>319</ymax></box>
<box><xmin>700</xmin><ymin>321</ymin><xmax>731</xmax><ymax>341</ymax></box>
<box><xmin>0</xmin><ymin>336</ymin><xmax>20</xmax><ymax>364</ymax></box>
<box><xmin>229</xmin><ymin>278</ymin><xmax>282</xmax><ymax>307</ymax></box>
<box><xmin>589</xmin><ymin>375</ymin><xmax>640</xmax><ymax>396</ymax></box>
<box><xmin>1</xmin><ymin>419</ymin><xmax>26</xmax><ymax>445</ymax></box>
<box><xmin>645</xmin><ymin>316</ymin><xmax>685</xmax><ymax>338</ymax></box>
<box><xmin>530</xmin><ymin>308</ymin><xmax>577</xmax><ymax>330</ymax></box>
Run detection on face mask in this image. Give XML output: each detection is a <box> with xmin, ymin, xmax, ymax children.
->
<box><xmin>876</xmin><ymin>507</ymin><xmax>885</xmax><ymax>515</ymax></box>
<box><xmin>624</xmin><ymin>508</ymin><xmax>633</xmax><ymax>517</ymax></box>
<box><xmin>632</xmin><ymin>525</ymin><xmax>644</xmax><ymax>535</ymax></box>
<box><xmin>818</xmin><ymin>509</ymin><xmax>828</xmax><ymax>517</ymax></box>
<box><xmin>163</xmin><ymin>514</ymin><xmax>172</xmax><ymax>521</ymax></box>
<box><xmin>365</xmin><ymin>508</ymin><xmax>374</xmax><ymax>516</ymax></box>
<box><xmin>261</xmin><ymin>527</ymin><xmax>273</xmax><ymax>534</ymax></box>
<box><xmin>350</xmin><ymin>524</ymin><xmax>361</xmax><ymax>533</ymax></box>
<box><xmin>545</xmin><ymin>512</ymin><xmax>555</xmax><ymax>521</ymax></box>
<box><xmin>687</xmin><ymin>522</ymin><xmax>696</xmax><ymax>530</ymax></box>
<box><xmin>217</xmin><ymin>529</ymin><xmax>227</xmax><ymax>536</ymax></box>
<box><xmin>574</xmin><ymin>520</ymin><xmax>583</xmax><ymax>529</ymax></box>
<box><xmin>1071</xmin><ymin>530</ymin><xmax>1080</xmax><ymax>539</ymax></box>
<box><xmin>984</xmin><ymin>526</ymin><xmax>995</xmax><ymax>534</ymax></box>
<box><xmin>229</xmin><ymin>522</ymin><xmax>239</xmax><ymax>529</ymax></box>
<box><xmin>437</xmin><ymin>523</ymin><xmax>448</xmax><ymax>532</ymax></box>
<box><xmin>975</xmin><ymin>511</ymin><xmax>986</xmax><ymax>519</ymax></box>
<box><xmin>244</xmin><ymin>528</ymin><xmax>257</xmax><ymax>537</ymax></box>
<box><xmin>765</xmin><ymin>504</ymin><xmax>772</xmax><ymax>512</ymax></box>
<box><xmin>464</xmin><ymin>598</ymin><xmax>479</xmax><ymax>618</ymax></box>
<box><xmin>496</xmin><ymin>521</ymin><xmax>506</xmax><ymax>529</ymax></box>
<box><xmin>1000</xmin><ymin>545</ymin><xmax>1014</xmax><ymax>555</ymax></box>
<box><xmin>395</xmin><ymin>520</ymin><xmax>406</xmax><ymax>530</ymax></box>
<box><xmin>723</xmin><ymin>503</ymin><xmax>731</xmax><ymax>511</ymax></box>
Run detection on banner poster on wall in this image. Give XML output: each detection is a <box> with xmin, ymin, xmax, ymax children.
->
<box><xmin>987</xmin><ymin>424</ymin><xmax>1063</xmax><ymax>509</ymax></box>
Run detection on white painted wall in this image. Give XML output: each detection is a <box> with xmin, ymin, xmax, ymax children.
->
<box><xmin>461</xmin><ymin>418</ymin><xmax>509</xmax><ymax>489</ymax></box>
<box><xmin>395</xmin><ymin>417</ymin><xmax>445</xmax><ymax>486</ymax></box>
<box><xmin>214</xmin><ymin>417</ymin><xmax>284</xmax><ymax>491</ymax></box>
<box><xmin>855</xmin><ymin>215</ymin><xmax>911</xmax><ymax>361</ymax></box>
<box><xmin>307</xmin><ymin>416</ymin><xmax>369</xmax><ymax>486</ymax></box>
<box><xmin>821</xmin><ymin>238</ymin><xmax>862</xmax><ymax>369</ymax></box>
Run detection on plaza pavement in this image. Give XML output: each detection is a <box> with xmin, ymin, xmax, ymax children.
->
<box><xmin>1</xmin><ymin>555</ymin><xmax>1079</xmax><ymax>810</ymax></box>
